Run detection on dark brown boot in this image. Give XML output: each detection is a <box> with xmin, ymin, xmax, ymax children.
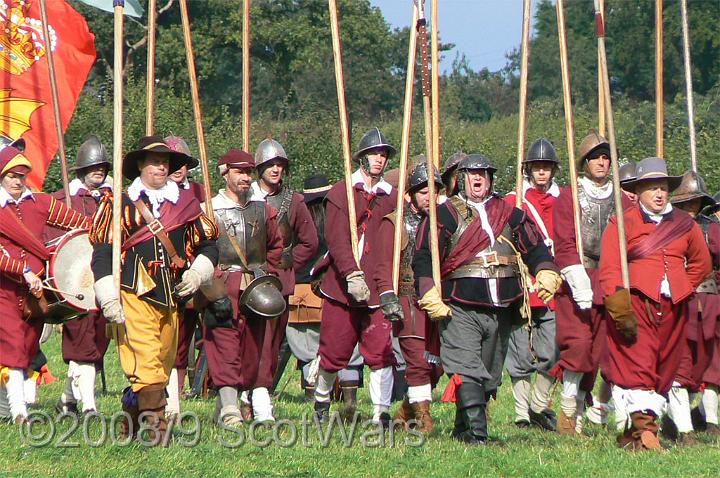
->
<box><xmin>557</xmin><ymin>411</ymin><xmax>577</xmax><ymax>435</ymax></box>
<box><xmin>339</xmin><ymin>386</ymin><xmax>358</xmax><ymax>422</ymax></box>
<box><xmin>393</xmin><ymin>398</ymin><xmax>413</xmax><ymax>429</ymax></box>
<box><xmin>410</xmin><ymin>400</ymin><xmax>434</xmax><ymax>433</ymax></box>
<box><xmin>240</xmin><ymin>395</ymin><xmax>253</xmax><ymax>422</ymax></box>
<box><xmin>618</xmin><ymin>412</ymin><xmax>662</xmax><ymax>451</ymax></box>
<box><xmin>118</xmin><ymin>387</ymin><xmax>140</xmax><ymax>441</ymax></box>
<box><xmin>706</xmin><ymin>423</ymin><xmax>720</xmax><ymax>436</ymax></box>
<box><xmin>137</xmin><ymin>385</ymin><xmax>170</xmax><ymax>447</ymax></box>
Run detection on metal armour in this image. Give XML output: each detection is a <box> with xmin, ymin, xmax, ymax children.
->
<box><xmin>215</xmin><ymin>201</ymin><xmax>267</xmax><ymax>270</ymax></box>
<box><xmin>407</xmin><ymin>161</ymin><xmax>442</xmax><ymax>192</ymax></box>
<box><xmin>255</xmin><ymin>139</ymin><xmax>288</xmax><ymax>170</ymax></box>
<box><xmin>619</xmin><ymin>161</ymin><xmax>637</xmax><ymax>184</ymax></box>
<box><xmin>353</xmin><ymin>127</ymin><xmax>396</xmax><ymax>161</ymax></box>
<box><xmin>399</xmin><ymin>207</ymin><xmax>422</xmax><ymax>294</ymax></box>
<box><xmin>445</xmin><ymin>196</ymin><xmax>519</xmax><ymax>279</ymax></box>
<box><xmin>671</xmin><ymin>170</ymin><xmax>714</xmax><ymax>207</ymax></box>
<box><xmin>266</xmin><ymin>185</ymin><xmax>295</xmax><ymax>269</ymax></box>
<box><xmin>577</xmin><ymin>130</ymin><xmax>610</xmax><ymax>170</ymax></box>
<box><xmin>72</xmin><ymin>135</ymin><xmax>110</xmax><ymax>171</ymax></box>
<box><xmin>525</xmin><ymin>138</ymin><xmax>559</xmax><ymax>164</ymax></box>
<box><xmin>578</xmin><ymin>183</ymin><xmax>615</xmax><ymax>268</ymax></box>
<box><xmin>240</xmin><ymin>274</ymin><xmax>287</xmax><ymax>319</ymax></box>
<box><xmin>457</xmin><ymin>154</ymin><xmax>497</xmax><ymax>173</ymax></box>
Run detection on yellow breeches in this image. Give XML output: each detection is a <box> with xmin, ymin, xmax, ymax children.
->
<box><xmin>113</xmin><ymin>291</ymin><xmax>179</xmax><ymax>392</ymax></box>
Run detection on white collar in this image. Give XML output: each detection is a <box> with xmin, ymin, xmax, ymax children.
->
<box><xmin>521</xmin><ymin>178</ymin><xmax>560</xmax><ymax>198</ymax></box>
<box><xmin>640</xmin><ymin>202</ymin><xmax>673</xmax><ymax>224</ymax></box>
<box><xmin>69</xmin><ymin>177</ymin><xmax>113</xmax><ymax>197</ymax></box>
<box><xmin>177</xmin><ymin>178</ymin><xmax>190</xmax><ymax>190</ymax></box>
<box><xmin>213</xmin><ymin>189</ymin><xmax>261</xmax><ymax>209</ymax></box>
<box><xmin>579</xmin><ymin>176</ymin><xmax>613</xmax><ymax>200</ymax></box>
<box><xmin>0</xmin><ymin>186</ymin><xmax>33</xmax><ymax>207</ymax></box>
<box><xmin>351</xmin><ymin>169</ymin><xmax>392</xmax><ymax>195</ymax></box>
<box><xmin>127</xmin><ymin>177</ymin><xmax>179</xmax><ymax>217</ymax></box>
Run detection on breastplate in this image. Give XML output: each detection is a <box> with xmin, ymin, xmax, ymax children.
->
<box><xmin>578</xmin><ymin>184</ymin><xmax>615</xmax><ymax>266</ymax></box>
<box><xmin>215</xmin><ymin>201</ymin><xmax>267</xmax><ymax>270</ymax></box>
<box><xmin>399</xmin><ymin>208</ymin><xmax>422</xmax><ymax>289</ymax></box>
<box><xmin>267</xmin><ymin>186</ymin><xmax>295</xmax><ymax>269</ymax></box>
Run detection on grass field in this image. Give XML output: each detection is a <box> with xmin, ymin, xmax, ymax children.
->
<box><xmin>2</xmin><ymin>331</ymin><xmax>720</xmax><ymax>477</ymax></box>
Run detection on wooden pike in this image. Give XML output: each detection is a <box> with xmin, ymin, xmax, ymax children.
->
<box><xmin>656</xmin><ymin>0</ymin><xmax>664</xmax><ymax>157</ymax></box>
<box><xmin>392</xmin><ymin>2</ymin><xmax>419</xmax><ymax>293</ymax></box>
<box><xmin>112</xmin><ymin>0</ymin><xmax>125</xmax><ymax>299</ymax></box>
<box><xmin>556</xmin><ymin>0</ymin><xmax>584</xmax><ymax>261</ymax></box>
<box><xmin>146</xmin><ymin>0</ymin><xmax>157</xmax><ymax>135</ymax></box>
<box><xmin>679</xmin><ymin>0</ymin><xmax>697</xmax><ymax>173</ymax></box>
<box><xmin>597</xmin><ymin>0</ymin><xmax>605</xmax><ymax>136</ymax></box>
<box><xmin>328</xmin><ymin>0</ymin><xmax>360</xmax><ymax>267</ymax></box>
<box><xmin>594</xmin><ymin>0</ymin><xmax>630</xmax><ymax>289</ymax></box>
<box><xmin>515</xmin><ymin>0</ymin><xmax>532</xmax><ymax>208</ymax></box>
<box><xmin>38</xmin><ymin>0</ymin><xmax>70</xmax><ymax>206</ymax></box>
<box><xmin>179</xmin><ymin>0</ymin><xmax>214</xmax><ymax>219</ymax></box>
<box><xmin>243</xmin><ymin>0</ymin><xmax>251</xmax><ymax>152</ymax></box>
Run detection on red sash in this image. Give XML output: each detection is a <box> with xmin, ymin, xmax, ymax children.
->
<box><xmin>0</xmin><ymin>205</ymin><xmax>50</xmax><ymax>261</ymax></box>
<box><xmin>627</xmin><ymin>209</ymin><xmax>694</xmax><ymax>262</ymax></box>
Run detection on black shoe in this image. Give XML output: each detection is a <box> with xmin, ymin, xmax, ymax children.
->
<box><xmin>313</xmin><ymin>401</ymin><xmax>330</xmax><ymax>424</ymax></box>
<box><xmin>529</xmin><ymin>408</ymin><xmax>557</xmax><ymax>431</ymax></box>
<box><xmin>451</xmin><ymin>408</ymin><xmax>468</xmax><ymax>440</ymax></box>
<box><xmin>56</xmin><ymin>400</ymin><xmax>78</xmax><ymax>415</ymax></box>
<box><xmin>660</xmin><ymin>413</ymin><xmax>679</xmax><ymax>441</ymax></box>
<box><xmin>691</xmin><ymin>407</ymin><xmax>707</xmax><ymax>431</ymax></box>
<box><xmin>379</xmin><ymin>412</ymin><xmax>392</xmax><ymax>429</ymax></box>
<box><xmin>453</xmin><ymin>381</ymin><xmax>488</xmax><ymax>445</ymax></box>
<box><xmin>515</xmin><ymin>419</ymin><xmax>530</xmax><ymax>429</ymax></box>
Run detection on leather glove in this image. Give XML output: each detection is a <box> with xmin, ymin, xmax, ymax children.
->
<box><xmin>176</xmin><ymin>255</ymin><xmax>215</xmax><ymax>298</ymax></box>
<box><xmin>346</xmin><ymin>270</ymin><xmax>370</xmax><ymax>302</ymax></box>
<box><xmin>94</xmin><ymin>276</ymin><xmax>125</xmax><ymax>325</ymax></box>
<box><xmin>418</xmin><ymin>286</ymin><xmax>451</xmax><ymax>321</ymax></box>
<box><xmin>379</xmin><ymin>291</ymin><xmax>404</xmax><ymax>322</ymax></box>
<box><xmin>534</xmin><ymin>269</ymin><xmax>562</xmax><ymax>303</ymax></box>
<box><xmin>561</xmin><ymin>264</ymin><xmax>593</xmax><ymax>310</ymax></box>
<box><xmin>203</xmin><ymin>297</ymin><xmax>234</xmax><ymax>329</ymax></box>
<box><xmin>604</xmin><ymin>288</ymin><xmax>637</xmax><ymax>344</ymax></box>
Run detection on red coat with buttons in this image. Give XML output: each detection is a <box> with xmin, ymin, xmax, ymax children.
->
<box><xmin>0</xmin><ymin>193</ymin><xmax>88</xmax><ymax>369</ymax></box>
<box><xmin>599</xmin><ymin>205</ymin><xmax>711</xmax><ymax>304</ymax></box>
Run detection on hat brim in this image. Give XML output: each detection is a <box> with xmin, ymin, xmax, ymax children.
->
<box><xmin>352</xmin><ymin>144</ymin><xmax>397</xmax><ymax>162</ymax></box>
<box><xmin>122</xmin><ymin>146</ymin><xmax>193</xmax><ymax>180</ymax></box>
<box><xmin>303</xmin><ymin>190</ymin><xmax>329</xmax><ymax>203</ymax></box>
<box><xmin>69</xmin><ymin>160</ymin><xmax>111</xmax><ymax>172</ymax></box>
<box><xmin>621</xmin><ymin>174</ymin><xmax>683</xmax><ymax>192</ymax></box>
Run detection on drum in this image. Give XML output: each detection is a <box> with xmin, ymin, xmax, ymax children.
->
<box><xmin>44</xmin><ymin>229</ymin><xmax>97</xmax><ymax>324</ymax></box>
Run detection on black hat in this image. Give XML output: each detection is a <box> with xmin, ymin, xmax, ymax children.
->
<box><xmin>302</xmin><ymin>174</ymin><xmax>332</xmax><ymax>203</ymax></box>
<box><xmin>123</xmin><ymin>135</ymin><xmax>194</xmax><ymax>180</ymax></box>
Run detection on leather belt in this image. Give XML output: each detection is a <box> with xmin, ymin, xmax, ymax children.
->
<box><xmin>465</xmin><ymin>252</ymin><xmax>517</xmax><ymax>267</ymax></box>
<box><xmin>133</xmin><ymin>199</ymin><xmax>186</xmax><ymax>269</ymax></box>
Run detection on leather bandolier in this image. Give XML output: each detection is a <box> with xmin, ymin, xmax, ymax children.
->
<box><xmin>578</xmin><ymin>184</ymin><xmax>616</xmax><ymax>269</ymax></box>
<box><xmin>215</xmin><ymin>201</ymin><xmax>267</xmax><ymax>273</ymax></box>
<box><xmin>696</xmin><ymin>215</ymin><xmax>719</xmax><ymax>294</ymax></box>
<box><xmin>398</xmin><ymin>206</ymin><xmax>422</xmax><ymax>298</ymax></box>
<box><xmin>445</xmin><ymin>195</ymin><xmax>520</xmax><ymax>280</ymax></box>
<box><xmin>266</xmin><ymin>185</ymin><xmax>295</xmax><ymax>270</ymax></box>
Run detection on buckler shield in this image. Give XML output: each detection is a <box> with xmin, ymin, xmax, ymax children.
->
<box><xmin>71</xmin><ymin>135</ymin><xmax>110</xmax><ymax>171</ymax></box>
<box><xmin>255</xmin><ymin>138</ymin><xmax>288</xmax><ymax>170</ymax></box>
<box><xmin>577</xmin><ymin>129</ymin><xmax>610</xmax><ymax>170</ymax></box>
<box><xmin>671</xmin><ymin>170</ymin><xmax>716</xmax><ymax>209</ymax></box>
<box><xmin>239</xmin><ymin>274</ymin><xmax>286</xmax><ymax>319</ymax></box>
<box><xmin>352</xmin><ymin>127</ymin><xmax>396</xmax><ymax>161</ymax></box>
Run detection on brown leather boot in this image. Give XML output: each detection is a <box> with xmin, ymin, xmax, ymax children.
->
<box><xmin>557</xmin><ymin>411</ymin><xmax>577</xmax><ymax>435</ymax></box>
<box><xmin>118</xmin><ymin>387</ymin><xmax>140</xmax><ymax>441</ymax></box>
<box><xmin>393</xmin><ymin>398</ymin><xmax>413</xmax><ymax>429</ymax></box>
<box><xmin>240</xmin><ymin>396</ymin><xmax>253</xmax><ymax>422</ymax></box>
<box><xmin>339</xmin><ymin>386</ymin><xmax>358</xmax><ymax>422</ymax></box>
<box><xmin>410</xmin><ymin>400</ymin><xmax>434</xmax><ymax>433</ymax></box>
<box><xmin>137</xmin><ymin>385</ymin><xmax>170</xmax><ymax>447</ymax></box>
<box><xmin>618</xmin><ymin>412</ymin><xmax>662</xmax><ymax>451</ymax></box>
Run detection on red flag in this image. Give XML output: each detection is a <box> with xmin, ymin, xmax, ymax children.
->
<box><xmin>0</xmin><ymin>0</ymin><xmax>95</xmax><ymax>189</ymax></box>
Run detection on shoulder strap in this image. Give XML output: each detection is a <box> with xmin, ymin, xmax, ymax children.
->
<box><xmin>626</xmin><ymin>211</ymin><xmax>695</xmax><ymax>262</ymax></box>
<box><xmin>132</xmin><ymin>199</ymin><xmax>186</xmax><ymax>269</ymax></box>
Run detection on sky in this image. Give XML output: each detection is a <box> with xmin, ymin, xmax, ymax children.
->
<box><xmin>369</xmin><ymin>0</ymin><xmax>528</xmax><ymax>74</ymax></box>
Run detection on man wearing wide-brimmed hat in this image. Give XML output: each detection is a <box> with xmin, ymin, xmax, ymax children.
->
<box><xmin>599</xmin><ymin>157</ymin><xmax>711</xmax><ymax>451</ymax></box>
<box><xmin>89</xmin><ymin>135</ymin><xmax>219</xmax><ymax>445</ymax></box>
<box><xmin>47</xmin><ymin>135</ymin><xmax>113</xmax><ymax>417</ymax></box>
<box><xmin>0</xmin><ymin>146</ymin><xmax>88</xmax><ymax>424</ymax></box>
<box><xmin>661</xmin><ymin>170</ymin><xmax>720</xmax><ymax>443</ymax></box>
<box><xmin>551</xmin><ymin>130</ymin><xmax>632</xmax><ymax>435</ymax></box>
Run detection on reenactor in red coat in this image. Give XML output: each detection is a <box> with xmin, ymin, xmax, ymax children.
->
<box><xmin>47</xmin><ymin>136</ymin><xmax>112</xmax><ymax>415</ymax></box>
<box><xmin>312</xmin><ymin>128</ymin><xmax>398</xmax><ymax>426</ymax></box>
<box><xmin>600</xmin><ymin>157</ymin><xmax>711</xmax><ymax>451</ymax></box>
<box><xmin>0</xmin><ymin>146</ymin><xmax>88</xmax><ymax>423</ymax></box>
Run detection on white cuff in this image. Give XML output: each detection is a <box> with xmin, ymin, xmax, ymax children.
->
<box><xmin>93</xmin><ymin>275</ymin><xmax>118</xmax><ymax>307</ymax></box>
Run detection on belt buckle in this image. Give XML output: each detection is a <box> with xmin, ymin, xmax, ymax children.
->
<box><xmin>479</xmin><ymin>251</ymin><xmax>500</xmax><ymax>267</ymax></box>
<box><xmin>147</xmin><ymin>219</ymin><xmax>164</xmax><ymax>235</ymax></box>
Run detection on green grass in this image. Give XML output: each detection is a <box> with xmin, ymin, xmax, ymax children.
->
<box><xmin>1</xmin><ymin>331</ymin><xmax>720</xmax><ymax>477</ymax></box>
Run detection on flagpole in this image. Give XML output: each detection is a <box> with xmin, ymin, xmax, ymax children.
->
<box><xmin>146</xmin><ymin>0</ymin><xmax>157</xmax><ymax>135</ymax></box>
<box><xmin>179</xmin><ymin>0</ymin><xmax>214</xmax><ymax>218</ymax></box>
<box><xmin>38</xmin><ymin>0</ymin><xmax>70</xmax><ymax>206</ymax></box>
<box><xmin>112</xmin><ymin>0</ymin><xmax>125</xmax><ymax>299</ymax></box>
<box><xmin>392</xmin><ymin>2</ymin><xmax>419</xmax><ymax>293</ymax></box>
<box><xmin>242</xmin><ymin>0</ymin><xmax>251</xmax><ymax>152</ymax></box>
<box><xmin>328</xmin><ymin>0</ymin><xmax>360</xmax><ymax>267</ymax></box>
<box><xmin>515</xmin><ymin>0</ymin><xmax>532</xmax><ymax>208</ymax></box>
